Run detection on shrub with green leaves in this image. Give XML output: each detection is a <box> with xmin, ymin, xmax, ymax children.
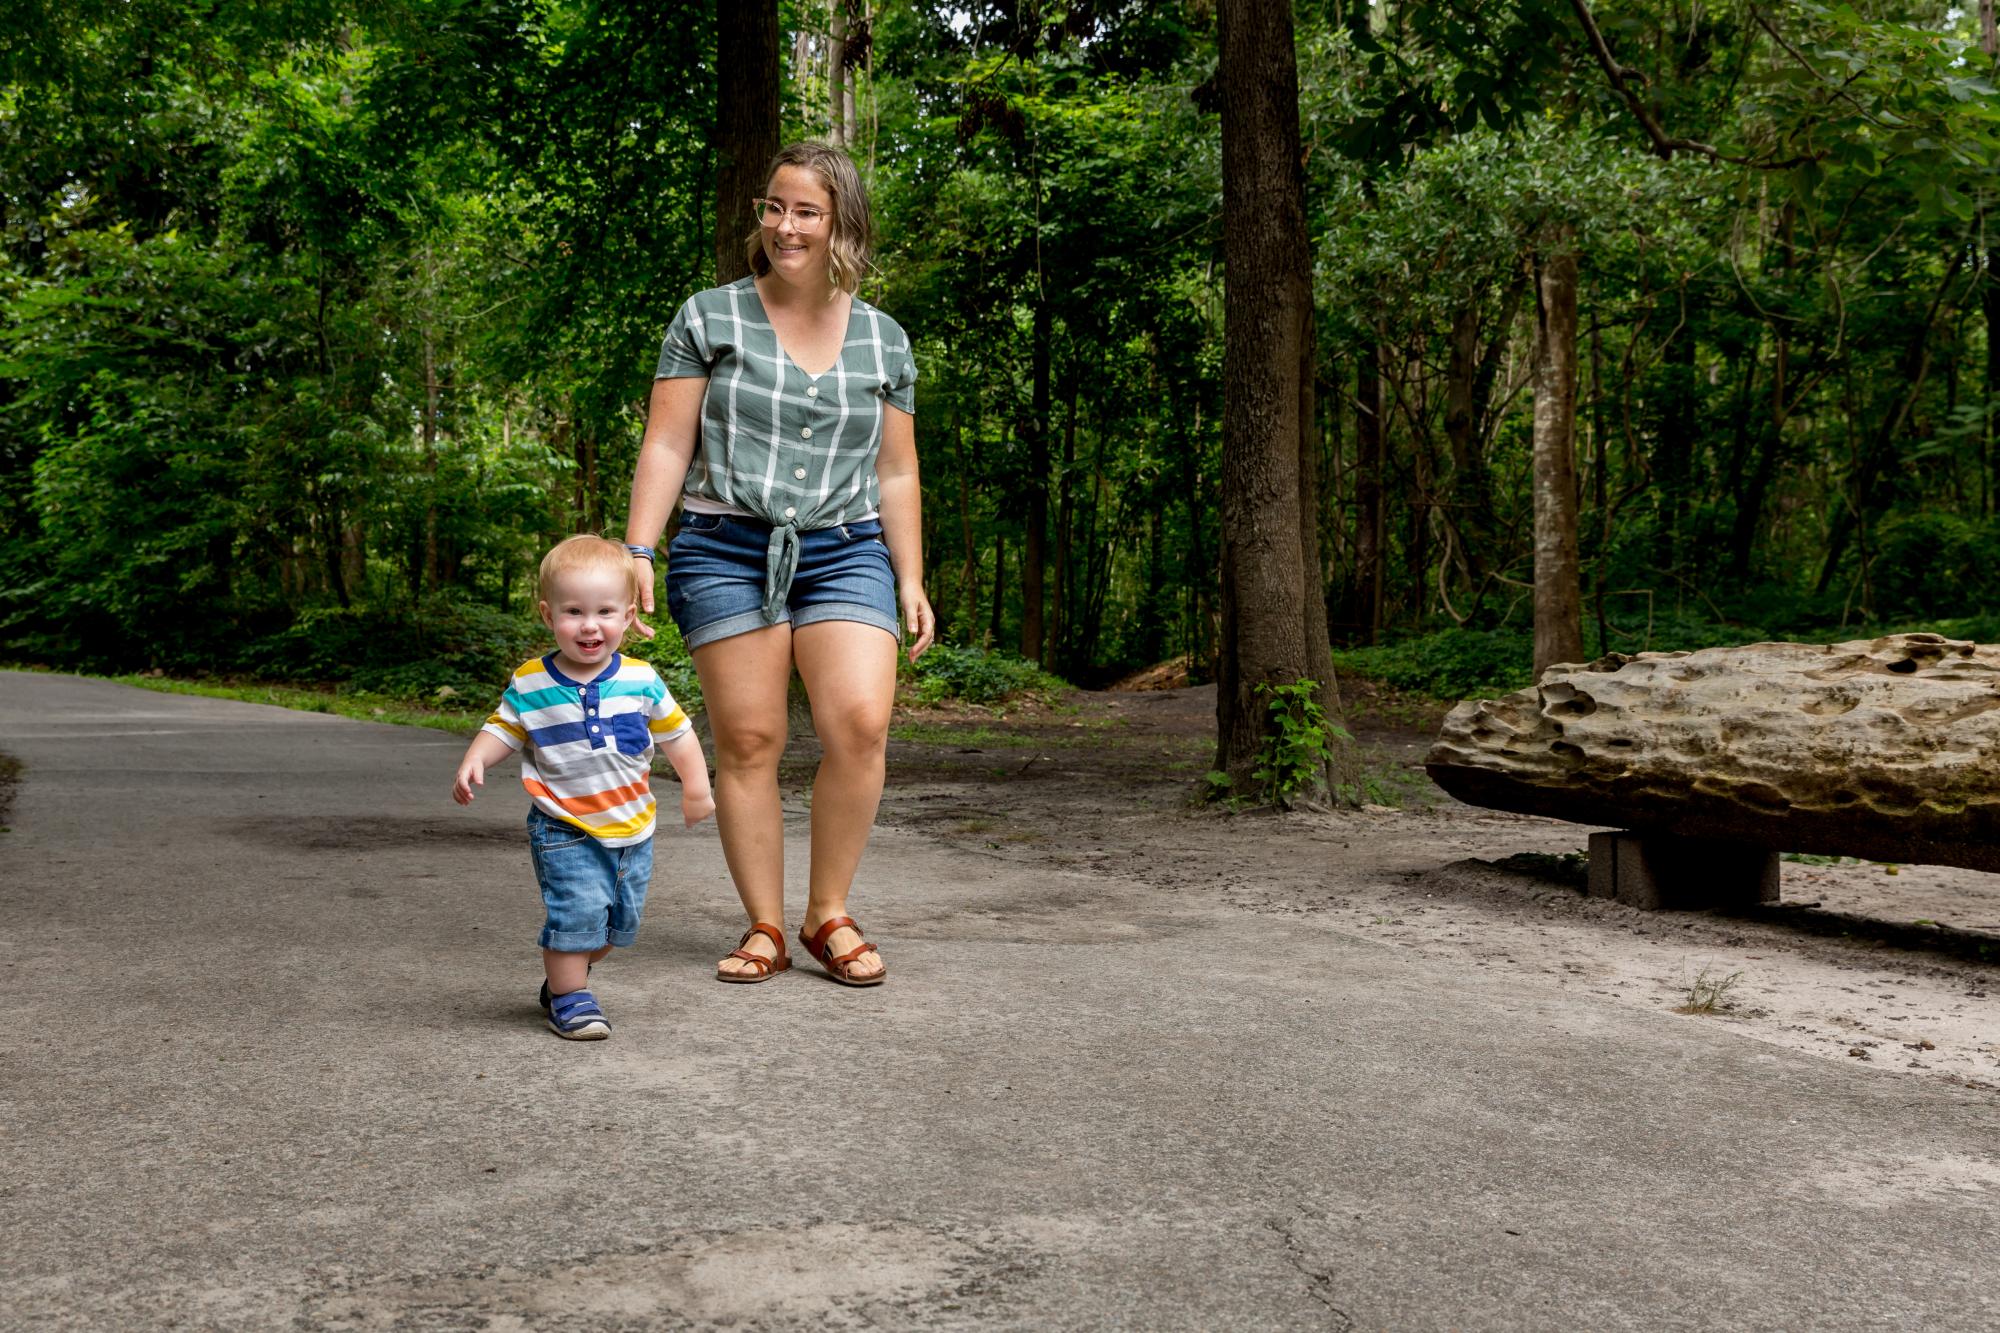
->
<box><xmin>901</xmin><ymin>642</ymin><xmax>1067</xmax><ymax>706</ymax></box>
<box><xmin>1251</xmin><ymin>679</ymin><xmax>1349</xmax><ymax>807</ymax></box>
<box><xmin>1332</xmin><ymin>628</ymin><xmax>1538</xmax><ymax>700</ymax></box>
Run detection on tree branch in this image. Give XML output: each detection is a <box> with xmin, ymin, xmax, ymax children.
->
<box><xmin>1567</xmin><ymin>0</ymin><xmax>1823</xmax><ymax>169</ymax></box>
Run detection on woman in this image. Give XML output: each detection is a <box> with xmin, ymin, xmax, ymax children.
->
<box><xmin>624</xmin><ymin>141</ymin><xmax>932</xmax><ymax>986</ymax></box>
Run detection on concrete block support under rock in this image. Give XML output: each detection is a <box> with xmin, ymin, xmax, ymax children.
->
<box><xmin>1586</xmin><ymin>831</ymin><xmax>1781</xmax><ymax>911</ymax></box>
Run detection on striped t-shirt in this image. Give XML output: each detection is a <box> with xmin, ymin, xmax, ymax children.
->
<box><xmin>480</xmin><ymin>653</ymin><xmax>693</xmax><ymax>847</ymax></box>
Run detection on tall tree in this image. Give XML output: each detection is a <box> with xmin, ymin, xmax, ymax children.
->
<box><xmin>1215</xmin><ymin>0</ymin><xmax>1342</xmax><ymax>790</ymax></box>
<box><xmin>715</xmin><ymin>0</ymin><xmax>780</xmax><ymax>285</ymax></box>
<box><xmin>1531</xmin><ymin>227</ymin><xmax>1584</xmax><ymax>675</ymax></box>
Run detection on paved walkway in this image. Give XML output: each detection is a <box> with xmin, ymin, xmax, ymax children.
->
<box><xmin>2</xmin><ymin>670</ymin><xmax>1996</xmax><ymax>1330</ymax></box>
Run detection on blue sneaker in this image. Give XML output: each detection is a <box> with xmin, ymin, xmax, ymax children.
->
<box><xmin>546</xmin><ymin>988</ymin><xmax>610</xmax><ymax>1040</ymax></box>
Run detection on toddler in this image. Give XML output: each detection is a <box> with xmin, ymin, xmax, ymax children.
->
<box><xmin>453</xmin><ymin>535</ymin><xmax>715</xmax><ymax>1039</ymax></box>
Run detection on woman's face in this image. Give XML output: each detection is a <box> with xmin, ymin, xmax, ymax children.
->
<box><xmin>759</xmin><ymin>164</ymin><xmax>835</xmax><ymax>288</ymax></box>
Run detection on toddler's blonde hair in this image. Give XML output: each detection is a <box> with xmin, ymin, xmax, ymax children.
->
<box><xmin>537</xmin><ymin>535</ymin><xmax>641</xmax><ymax>607</ymax></box>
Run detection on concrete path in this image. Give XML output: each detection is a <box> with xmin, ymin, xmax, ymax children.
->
<box><xmin>1</xmin><ymin>670</ymin><xmax>1995</xmax><ymax>1331</ymax></box>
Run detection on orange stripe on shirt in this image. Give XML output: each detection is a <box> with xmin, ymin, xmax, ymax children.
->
<box><xmin>522</xmin><ymin>773</ymin><xmax>653</xmax><ymax>816</ymax></box>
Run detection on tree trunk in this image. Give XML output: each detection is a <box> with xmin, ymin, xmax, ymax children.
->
<box><xmin>1531</xmin><ymin>231</ymin><xmax>1584</xmax><ymax>677</ymax></box>
<box><xmin>1181</xmin><ymin>412</ymin><xmax>1208</xmax><ymax>669</ymax></box>
<box><xmin>1020</xmin><ymin>299</ymin><xmax>1051</xmax><ymax>665</ymax></box>
<box><xmin>1215</xmin><ymin>0</ymin><xmax>1332</xmax><ymax>790</ymax></box>
<box><xmin>1816</xmin><ymin>248</ymin><xmax>1969</xmax><ymax>592</ymax></box>
<box><xmin>1655</xmin><ymin>327</ymin><xmax>1696</xmax><ymax>571</ymax></box>
<box><xmin>715</xmin><ymin>0</ymin><xmax>780</xmax><ymax>286</ymax></box>
<box><xmin>827</xmin><ymin>0</ymin><xmax>848</xmax><ymax>146</ymax></box>
<box><xmin>988</xmin><ymin>529</ymin><xmax>1005</xmax><ymax>649</ymax></box>
<box><xmin>1298</xmin><ymin>305</ymin><xmax>1341</xmax><ymax>726</ymax></box>
<box><xmin>1141</xmin><ymin>509</ymin><xmax>1165</xmax><ymax>664</ymax></box>
<box><xmin>953</xmin><ymin>413</ymin><xmax>978</xmax><ymax>637</ymax></box>
<box><xmin>1443</xmin><ymin>302</ymin><xmax>1488</xmax><ymax>589</ymax></box>
<box><xmin>422</xmin><ymin>311</ymin><xmax>439</xmax><ymax>595</ymax></box>
<box><xmin>1352</xmin><ymin>340</ymin><xmax>1385</xmax><ymax>642</ymax></box>
<box><xmin>1050</xmin><ymin>368</ymin><xmax>1079</xmax><ymax>669</ymax></box>
<box><xmin>1987</xmin><ymin>242</ymin><xmax>1999</xmax><ymax>516</ymax></box>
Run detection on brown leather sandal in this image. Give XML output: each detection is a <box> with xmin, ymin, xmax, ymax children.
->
<box><xmin>798</xmin><ymin>915</ymin><xmax>886</xmax><ymax>987</ymax></box>
<box><xmin>717</xmin><ymin>922</ymin><xmax>791</xmax><ymax>984</ymax></box>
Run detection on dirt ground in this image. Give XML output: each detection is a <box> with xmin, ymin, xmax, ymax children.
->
<box><xmin>785</xmin><ymin>676</ymin><xmax>2000</xmax><ymax>1096</ymax></box>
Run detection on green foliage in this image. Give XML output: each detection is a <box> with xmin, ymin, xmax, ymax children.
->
<box><xmin>1332</xmin><ymin>629</ymin><xmax>1539</xmax><ymax>701</ymax></box>
<box><xmin>618</xmin><ymin>621</ymin><xmax>703</xmax><ymax>720</ymax></box>
<box><xmin>235</xmin><ymin>601</ymin><xmax>544</xmax><ymax>699</ymax></box>
<box><xmin>1250</xmin><ymin>680</ymin><xmax>1347</xmax><ymax>807</ymax></box>
<box><xmin>1869</xmin><ymin>512</ymin><xmax>2000</xmax><ymax>619</ymax></box>
<box><xmin>901</xmin><ymin>643</ymin><xmax>1067</xmax><ymax>707</ymax></box>
<box><xmin>4</xmin><ymin>0</ymin><xmax>1999</xmax><ymax>726</ymax></box>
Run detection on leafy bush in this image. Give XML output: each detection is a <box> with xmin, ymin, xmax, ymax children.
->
<box><xmin>901</xmin><ymin>642</ymin><xmax>1068</xmax><ymax>705</ymax></box>
<box><xmin>1869</xmin><ymin>511</ymin><xmax>2000</xmax><ymax>619</ymax></box>
<box><xmin>1251</xmin><ymin>679</ymin><xmax>1346</xmax><ymax>807</ymax></box>
<box><xmin>234</xmin><ymin>601</ymin><xmax>547</xmax><ymax>703</ymax></box>
<box><xmin>1332</xmin><ymin>627</ymin><xmax>1537</xmax><ymax>700</ymax></box>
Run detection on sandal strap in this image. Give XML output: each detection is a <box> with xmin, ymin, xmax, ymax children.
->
<box><xmin>726</xmin><ymin>949</ymin><xmax>775</xmax><ymax>974</ymax></box>
<box><xmin>801</xmin><ymin>915</ymin><xmax>859</xmax><ymax>958</ymax></box>
<box><xmin>738</xmin><ymin>921</ymin><xmax>789</xmax><ymax>967</ymax></box>
<box><xmin>830</xmin><ymin>941</ymin><xmax>879</xmax><ymax>968</ymax></box>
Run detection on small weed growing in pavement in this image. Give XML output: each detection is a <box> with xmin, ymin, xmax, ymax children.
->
<box><xmin>1676</xmin><ymin>963</ymin><xmax>1745</xmax><ymax>1015</ymax></box>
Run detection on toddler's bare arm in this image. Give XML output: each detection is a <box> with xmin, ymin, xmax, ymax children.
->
<box><xmin>453</xmin><ymin>731</ymin><xmax>517</xmax><ymax>806</ymax></box>
<box><xmin>656</xmin><ymin>730</ymin><xmax>715</xmax><ymax>826</ymax></box>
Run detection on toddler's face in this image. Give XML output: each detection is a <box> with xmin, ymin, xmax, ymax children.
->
<box><xmin>539</xmin><ymin>567</ymin><xmax>635</xmax><ymax>673</ymax></box>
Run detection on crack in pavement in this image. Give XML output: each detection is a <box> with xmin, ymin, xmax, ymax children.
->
<box><xmin>1265</xmin><ymin>1215</ymin><xmax>1353</xmax><ymax>1330</ymax></box>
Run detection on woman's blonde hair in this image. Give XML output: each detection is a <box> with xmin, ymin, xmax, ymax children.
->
<box><xmin>538</xmin><ymin>535</ymin><xmax>641</xmax><ymax>607</ymax></box>
<box><xmin>745</xmin><ymin>141</ymin><xmax>874</xmax><ymax>297</ymax></box>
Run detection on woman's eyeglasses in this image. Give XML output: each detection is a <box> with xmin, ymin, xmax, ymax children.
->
<box><xmin>752</xmin><ymin>199</ymin><xmax>828</xmax><ymax>233</ymax></box>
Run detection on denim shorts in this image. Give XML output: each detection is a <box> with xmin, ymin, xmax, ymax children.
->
<box><xmin>665</xmin><ymin>512</ymin><xmax>900</xmax><ymax>650</ymax></box>
<box><xmin>526</xmin><ymin>808</ymin><xmax>655</xmax><ymax>952</ymax></box>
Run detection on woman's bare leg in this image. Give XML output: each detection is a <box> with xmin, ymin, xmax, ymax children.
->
<box><xmin>792</xmin><ymin>620</ymin><xmax>898</xmax><ymax>979</ymax></box>
<box><xmin>693</xmin><ymin>624</ymin><xmax>795</xmax><ymax>976</ymax></box>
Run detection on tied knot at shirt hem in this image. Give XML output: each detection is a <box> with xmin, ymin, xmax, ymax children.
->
<box><xmin>762</xmin><ymin>519</ymin><xmax>801</xmax><ymax>623</ymax></box>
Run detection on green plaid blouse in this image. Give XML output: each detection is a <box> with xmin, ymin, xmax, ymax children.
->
<box><xmin>654</xmin><ymin>276</ymin><xmax>917</xmax><ymax>623</ymax></box>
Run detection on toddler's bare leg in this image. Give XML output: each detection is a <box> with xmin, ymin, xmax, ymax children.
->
<box><xmin>544</xmin><ymin>944</ymin><xmax>612</xmax><ymax>994</ymax></box>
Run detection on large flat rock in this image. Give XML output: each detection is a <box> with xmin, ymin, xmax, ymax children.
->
<box><xmin>1425</xmin><ymin>634</ymin><xmax>2000</xmax><ymax>870</ymax></box>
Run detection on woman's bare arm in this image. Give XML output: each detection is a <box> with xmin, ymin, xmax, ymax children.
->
<box><xmin>875</xmin><ymin>404</ymin><xmax>935</xmax><ymax>661</ymax></box>
<box><xmin>625</xmin><ymin>376</ymin><xmax>708</xmax><ymax>631</ymax></box>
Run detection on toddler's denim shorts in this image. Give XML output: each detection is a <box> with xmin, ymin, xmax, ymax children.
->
<box><xmin>526</xmin><ymin>808</ymin><xmax>654</xmax><ymax>952</ymax></box>
<box><xmin>665</xmin><ymin>513</ymin><xmax>900</xmax><ymax>650</ymax></box>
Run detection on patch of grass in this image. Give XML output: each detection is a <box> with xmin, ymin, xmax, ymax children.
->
<box><xmin>108</xmin><ymin>674</ymin><xmax>489</xmax><ymax>734</ymax></box>
<box><xmin>888</xmin><ymin>723</ymin><xmax>1055</xmax><ymax>748</ymax></box>
<box><xmin>1335</xmin><ymin>757</ymin><xmax>1436</xmax><ymax>810</ymax></box>
<box><xmin>1675</xmin><ymin>963</ymin><xmax>1745</xmax><ymax>1015</ymax></box>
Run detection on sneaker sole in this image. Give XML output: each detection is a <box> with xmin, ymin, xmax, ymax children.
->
<box><xmin>548</xmin><ymin>1017</ymin><xmax>610</xmax><ymax>1040</ymax></box>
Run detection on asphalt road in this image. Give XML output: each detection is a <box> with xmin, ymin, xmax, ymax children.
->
<box><xmin>1</xmin><ymin>670</ymin><xmax>1996</xmax><ymax>1331</ymax></box>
